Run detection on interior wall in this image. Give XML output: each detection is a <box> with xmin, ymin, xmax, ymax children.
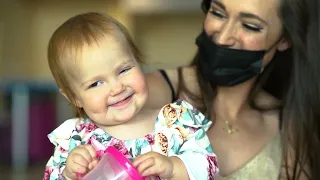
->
<box><xmin>0</xmin><ymin>0</ymin><xmax>34</xmax><ymax>77</ymax></box>
<box><xmin>133</xmin><ymin>13</ymin><xmax>204</xmax><ymax>72</ymax></box>
<box><xmin>0</xmin><ymin>0</ymin><xmax>129</xmax><ymax>79</ymax></box>
<box><xmin>0</xmin><ymin>0</ymin><xmax>204</xmax><ymax>78</ymax></box>
<box><xmin>29</xmin><ymin>0</ymin><xmax>128</xmax><ymax>79</ymax></box>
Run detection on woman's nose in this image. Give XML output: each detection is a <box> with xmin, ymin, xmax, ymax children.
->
<box><xmin>215</xmin><ymin>21</ymin><xmax>236</xmax><ymax>47</ymax></box>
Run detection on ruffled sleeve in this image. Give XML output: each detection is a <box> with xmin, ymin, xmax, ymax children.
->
<box><xmin>155</xmin><ymin>100</ymin><xmax>219</xmax><ymax>180</ymax></box>
<box><xmin>43</xmin><ymin>119</ymin><xmax>82</xmax><ymax>180</ymax></box>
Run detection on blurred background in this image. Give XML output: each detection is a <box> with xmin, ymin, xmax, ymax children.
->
<box><xmin>0</xmin><ymin>0</ymin><xmax>204</xmax><ymax>179</ymax></box>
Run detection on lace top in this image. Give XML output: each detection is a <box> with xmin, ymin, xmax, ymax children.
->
<box><xmin>216</xmin><ymin>133</ymin><xmax>282</xmax><ymax>180</ymax></box>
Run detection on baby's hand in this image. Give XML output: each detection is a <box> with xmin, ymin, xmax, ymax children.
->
<box><xmin>63</xmin><ymin>144</ymin><xmax>99</xmax><ymax>180</ymax></box>
<box><xmin>133</xmin><ymin>152</ymin><xmax>174</xmax><ymax>179</ymax></box>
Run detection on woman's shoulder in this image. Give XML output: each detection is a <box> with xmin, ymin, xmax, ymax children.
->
<box><xmin>256</xmin><ymin>91</ymin><xmax>281</xmax><ymax>132</ymax></box>
<box><xmin>145</xmin><ymin>66</ymin><xmax>198</xmax><ymax>90</ymax></box>
<box><xmin>143</xmin><ymin>68</ymin><xmax>179</xmax><ymax>108</ymax></box>
<box><xmin>144</xmin><ymin>66</ymin><xmax>201</xmax><ymax>109</ymax></box>
<box><xmin>255</xmin><ymin>90</ymin><xmax>282</xmax><ymax>108</ymax></box>
<box><xmin>145</xmin><ymin>66</ymin><xmax>197</xmax><ymax>88</ymax></box>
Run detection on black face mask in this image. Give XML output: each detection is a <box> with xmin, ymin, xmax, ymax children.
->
<box><xmin>195</xmin><ymin>31</ymin><xmax>278</xmax><ymax>86</ymax></box>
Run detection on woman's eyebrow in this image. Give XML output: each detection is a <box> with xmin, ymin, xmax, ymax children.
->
<box><xmin>212</xmin><ymin>1</ymin><xmax>268</xmax><ymax>25</ymax></box>
<box><xmin>212</xmin><ymin>1</ymin><xmax>226</xmax><ymax>10</ymax></box>
<box><xmin>239</xmin><ymin>12</ymin><xmax>268</xmax><ymax>25</ymax></box>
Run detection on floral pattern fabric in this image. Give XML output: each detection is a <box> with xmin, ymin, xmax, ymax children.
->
<box><xmin>44</xmin><ymin>100</ymin><xmax>219</xmax><ymax>180</ymax></box>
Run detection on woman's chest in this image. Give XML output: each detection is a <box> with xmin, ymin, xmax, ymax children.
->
<box><xmin>208</xmin><ymin>121</ymin><xmax>280</xmax><ymax>177</ymax></box>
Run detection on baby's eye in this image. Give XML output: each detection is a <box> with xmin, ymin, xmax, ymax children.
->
<box><xmin>119</xmin><ymin>67</ymin><xmax>132</xmax><ymax>74</ymax></box>
<box><xmin>88</xmin><ymin>81</ymin><xmax>104</xmax><ymax>89</ymax></box>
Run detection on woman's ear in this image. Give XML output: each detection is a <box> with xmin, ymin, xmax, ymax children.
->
<box><xmin>59</xmin><ymin>89</ymin><xmax>83</xmax><ymax>108</ymax></box>
<box><xmin>277</xmin><ymin>38</ymin><xmax>291</xmax><ymax>51</ymax></box>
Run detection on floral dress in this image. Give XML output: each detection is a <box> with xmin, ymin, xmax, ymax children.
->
<box><xmin>44</xmin><ymin>100</ymin><xmax>219</xmax><ymax>180</ymax></box>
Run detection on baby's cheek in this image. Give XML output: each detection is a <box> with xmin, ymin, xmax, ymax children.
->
<box><xmin>125</xmin><ymin>71</ymin><xmax>148</xmax><ymax>94</ymax></box>
<box><xmin>84</xmin><ymin>94</ymin><xmax>108</xmax><ymax>112</ymax></box>
<box><xmin>135</xmin><ymin>74</ymin><xmax>148</xmax><ymax>92</ymax></box>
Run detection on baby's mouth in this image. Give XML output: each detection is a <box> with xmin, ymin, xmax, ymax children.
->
<box><xmin>108</xmin><ymin>94</ymin><xmax>134</xmax><ymax>107</ymax></box>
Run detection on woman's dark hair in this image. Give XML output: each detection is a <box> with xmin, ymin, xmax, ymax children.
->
<box><xmin>280</xmin><ymin>0</ymin><xmax>320</xmax><ymax>179</ymax></box>
<box><xmin>178</xmin><ymin>0</ymin><xmax>320</xmax><ymax>179</ymax></box>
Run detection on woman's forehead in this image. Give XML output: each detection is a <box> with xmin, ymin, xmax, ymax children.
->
<box><xmin>212</xmin><ymin>0</ymin><xmax>280</xmax><ymax>19</ymax></box>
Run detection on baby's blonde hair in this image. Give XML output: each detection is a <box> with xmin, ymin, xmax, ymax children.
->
<box><xmin>48</xmin><ymin>12</ymin><xmax>142</xmax><ymax>118</ymax></box>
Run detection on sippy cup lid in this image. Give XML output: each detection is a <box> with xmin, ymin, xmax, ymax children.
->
<box><xmin>105</xmin><ymin>146</ymin><xmax>145</xmax><ymax>180</ymax></box>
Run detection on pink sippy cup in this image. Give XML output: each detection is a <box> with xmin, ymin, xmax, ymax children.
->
<box><xmin>81</xmin><ymin>146</ymin><xmax>146</xmax><ymax>180</ymax></box>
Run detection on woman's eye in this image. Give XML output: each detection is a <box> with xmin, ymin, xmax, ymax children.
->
<box><xmin>120</xmin><ymin>67</ymin><xmax>132</xmax><ymax>74</ymax></box>
<box><xmin>88</xmin><ymin>81</ymin><xmax>103</xmax><ymax>89</ymax></box>
<box><xmin>242</xmin><ymin>23</ymin><xmax>263</xmax><ymax>32</ymax></box>
<box><xmin>210</xmin><ymin>10</ymin><xmax>225</xmax><ymax>19</ymax></box>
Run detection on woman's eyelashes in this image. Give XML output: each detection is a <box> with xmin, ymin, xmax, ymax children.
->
<box><xmin>242</xmin><ymin>23</ymin><xmax>263</xmax><ymax>32</ymax></box>
<box><xmin>210</xmin><ymin>10</ymin><xmax>226</xmax><ymax>19</ymax></box>
<box><xmin>209</xmin><ymin>9</ymin><xmax>263</xmax><ymax>32</ymax></box>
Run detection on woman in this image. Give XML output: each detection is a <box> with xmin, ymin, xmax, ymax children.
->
<box><xmin>144</xmin><ymin>0</ymin><xmax>319</xmax><ymax>179</ymax></box>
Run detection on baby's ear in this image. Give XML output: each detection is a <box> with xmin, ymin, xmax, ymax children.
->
<box><xmin>59</xmin><ymin>89</ymin><xmax>69</xmax><ymax>101</ymax></box>
<box><xmin>59</xmin><ymin>89</ymin><xmax>83</xmax><ymax>108</ymax></box>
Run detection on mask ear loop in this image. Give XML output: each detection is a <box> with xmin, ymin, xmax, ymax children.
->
<box><xmin>266</xmin><ymin>36</ymin><xmax>283</xmax><ymax>52</ymax></box>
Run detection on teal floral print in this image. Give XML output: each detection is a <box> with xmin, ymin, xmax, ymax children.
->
<box><xmin>44</xmin><ymin>100</ymin><xmax>219</xmax><ymax>180</ymax></box>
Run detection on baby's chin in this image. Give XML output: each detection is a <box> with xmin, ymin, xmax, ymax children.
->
<box><xmin>91</xmin><ymin>115</ymin><xmax>132</xmax><ymax>127</ymax></box>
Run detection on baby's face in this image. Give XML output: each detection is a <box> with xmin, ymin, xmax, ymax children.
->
<box><xmin>67</xmin><ymin>36</ymin><xmax>148</xmax><ymax>127</ymax></box>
